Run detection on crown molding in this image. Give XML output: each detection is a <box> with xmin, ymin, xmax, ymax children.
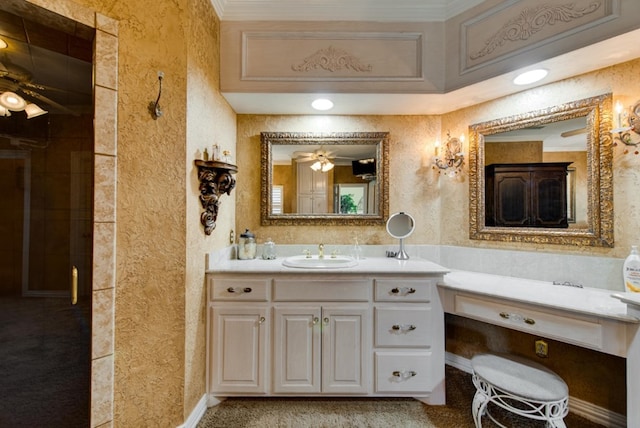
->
<box><xmin>215</xmin><ymin>0</ymin><xmax>484</xmax><ymax>22</ymax></box>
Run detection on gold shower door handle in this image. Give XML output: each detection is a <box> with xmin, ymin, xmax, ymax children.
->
<box><xmin>71</xmin><ymin>266</ymin><xmax>78</xmax><ymax>305</ymax></box>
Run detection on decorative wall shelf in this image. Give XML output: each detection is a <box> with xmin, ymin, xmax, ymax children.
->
<box><xmin>194</xmin><ymin>160</ymin><xmax>237</xmax><ymax>235</ymax></box>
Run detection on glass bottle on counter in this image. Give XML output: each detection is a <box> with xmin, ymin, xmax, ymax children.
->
<box><xmin>262</xmin><ymin>237</ymin><xmax>277</xmax><ymax>260</ymax></box>
<box><xmin>237</xmin><ymin>229</ymin><xmax>257</xmax><ymax>260</ymax></box>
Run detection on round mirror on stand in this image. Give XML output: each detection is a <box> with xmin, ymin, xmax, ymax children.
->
<box><xmin>386</xmin><ymin>212</ymin><xmax>415</xmax><ymax>260</ymax></box>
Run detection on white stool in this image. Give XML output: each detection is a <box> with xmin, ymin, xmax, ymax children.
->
<box><xmin>471</xmin><ymin>354</ymin><xmax>569</xmax><ymax>428</ymax></box>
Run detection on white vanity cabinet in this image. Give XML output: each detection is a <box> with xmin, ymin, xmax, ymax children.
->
<box><xmin>373</xmin><ymin>278</ymin><xmax>445</xmax><ymax>403</ymax></box>
<box><xmin>272</xmin><ymin>277</ymin><xmax>371</xmax><ymax>394</ymax></box>
<box><xmin>207</xmin><ymin>270</ymin><xmax>445</xmax><ymax>404</ymax></box>
<box><xmin>207</xmin><ymin>277</ymin><xmax>270</xmax><ymax>394</ymax></box>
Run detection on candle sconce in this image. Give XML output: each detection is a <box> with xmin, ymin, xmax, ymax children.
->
<box><xmin>612</xmin><ymin>100</ymin><xmax>640</xmax><ymax>154</ymax></box>
<box><xmin>433</xmin><ymin>131</ymin><xmax>465</xmax><ymax>177</ymax></box>
<box><xmin>194</xmin><ymin>160</ymin><xmax>237</xmax><ymax>235</ymax></box>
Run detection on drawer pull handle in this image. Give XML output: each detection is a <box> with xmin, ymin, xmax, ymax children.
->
<box><xmin>390</xmin><ymin>287</ymin><xmax>416</xmax><ymax>295</ymax></box>
<box><xmin>312</xmin><ymin>317</ymin><xmax>319</xmax><ymax>325</ymax></box>
<box><xmin>259</xmin><ymin>317</ymin><xmax>266</xmax><ymax>324</ymax></box>
<box><xmin>392</xmin><ymin>370</ymin><xmax>417</xmax><ymax>379</ymax></box>
<box><xmin>392</xmin><ymin>324</ymin><xmax>416</xmax><ymax>331</ymax></box>
<box><xmin>226</xmin><ymin>287</ymin><xmax>252</xmax><ymax>293</ymax></box>
<box><xmin>499</xmin><ymin>312</ymin><xmax>536</xmax><ymax>325</ymax></box>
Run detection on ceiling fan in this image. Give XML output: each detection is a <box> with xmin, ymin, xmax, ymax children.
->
<box><xmin>293</xmin><ymin>147</ymin><xmax>357</xmax><ymax>172</ymax></box>
<box><xmin>0</xmin><ymin>52</ymin><xmax>79</xmax><ymax>118</ymax></box>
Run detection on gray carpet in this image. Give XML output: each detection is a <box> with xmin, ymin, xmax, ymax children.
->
<box><xmin>0</xmin><ymin>296</ymin><xmax>91</xmax><ymax>428</ymax></box>
<box><xmin>198</xmin><ymin>366</ymin><xmax>605</xmax><ymax>427</ymax></box>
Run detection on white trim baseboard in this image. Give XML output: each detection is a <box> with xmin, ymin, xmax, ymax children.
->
<box><xmin>445</xmin><ymin>352</ymin><xmax>626</xmax><ymax>428</ymax></box>
<box><xmin>177</xmin><ymin>394</ymin><xmax>208</xmax><ymax>428</ymax></box>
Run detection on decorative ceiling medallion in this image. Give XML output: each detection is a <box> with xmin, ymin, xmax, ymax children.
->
<box><xmin>470</xmin><ymin>1</ymin><xmax>602</xmax><ymax>60</ymax></box>
<box><xmin>292</xmin><ymin>46</ymin><xmax>372</xmax><ymax>73</ymax></box>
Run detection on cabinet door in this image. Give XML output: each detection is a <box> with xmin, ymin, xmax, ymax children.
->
<box><xmin>322</xmin><ymin>306</ymin><xmax>370</xmax><ymax>394</ymax></box>
<box><xmin>532</xmin><ymin>170</ymin><xmax>568</xmax><ymax>227</ymax></box>
<box><xmin>273</xmin><ymin>306</ymin><xmax>322</xmax><ymax>393</ymax></box>
<box><xmin>494</xmin><ymin>172</ymin><xmax>530</xmax><ymax>226</ymax></box>
<box><xmin>209</xmin><ymin>306</ymin><xmax>268</xmax><ymax>394</ymax></box>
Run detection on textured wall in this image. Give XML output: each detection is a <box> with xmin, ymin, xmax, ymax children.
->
<box><xmin>236</xmin><ymin>114</ymin><xmax>442</xmax><ymax>245</ymax></box>
<box><xmin>34</xmin><ymin>0</ymin><xmax>235</xmax><ymax>425</ymax></box>
<box><xmin>237</xmin><ymin>59</ymin><xmax>640</xmax><ymax>255</ymax></box>
<box><xmin>185</xmin><ymin>0</ymin><xmax>236</xmax><ymax>419</ymax></box>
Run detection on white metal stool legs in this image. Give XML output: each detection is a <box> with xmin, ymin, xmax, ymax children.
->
<box><xmin>471</xmin><ymin>372</ymin><xmax>568</xmax><ymax>428</ymax></box>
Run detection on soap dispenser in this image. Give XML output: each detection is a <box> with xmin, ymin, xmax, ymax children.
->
<box><xmin>238</xmin><ymin>229</ymin><xmax>257</xmax><ymax>260</ymax></box>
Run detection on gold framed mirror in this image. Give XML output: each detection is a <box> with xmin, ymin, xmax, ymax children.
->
<box><xmin>261</xmin><ymin>132</ymin><xmax>389</xmax><ymax>225</ymax></box>
<box><xmin>469</xmin><ymin>93</ymin><xmax>613</xmax><ymax>247</ymax></box>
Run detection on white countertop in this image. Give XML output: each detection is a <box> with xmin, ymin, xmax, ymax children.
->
<box><xmin>440</xmin><ymin>270</ymin><xmax>638</xmax><ymax>323</ymax></box>
<box><xmin>207</xmin><ymin>256</ymin><xmax>450</xmax><ymax>275</ymax></box>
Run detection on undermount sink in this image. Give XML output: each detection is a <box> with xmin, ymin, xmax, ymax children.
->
<box><xmin>282</xmin><ymin>255</ymin><xmax>358</xmax><ymax>269</ymax></box>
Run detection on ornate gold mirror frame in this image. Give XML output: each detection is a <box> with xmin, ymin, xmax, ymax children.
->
<box><xmin>261</xmin><ymin>132</ymin><xmax>389</xmax><ymax>226</ymax></box>
<box><xmin>469</xmin><ymin>93</ymin><xmax>614</xmax><ymax>247</ymax></box>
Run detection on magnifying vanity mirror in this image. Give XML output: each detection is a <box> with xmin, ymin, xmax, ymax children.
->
<box><xmin>469</xmin><ymin>93</ymin><xmax>614</xmax><ymax>247</ymax></box>
<box><xmin>261</xmin><ymin>132</ymin><xmax>389</xmax><ymax>225</ymax></box>
<box><xmin>386</xmin><ymin>212</ymin><xmax>415</xmax><ymax>260</ymax></box>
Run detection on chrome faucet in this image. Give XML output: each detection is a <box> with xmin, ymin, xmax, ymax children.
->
<box><xmin>318</xmin><ymin>243</ymin><xmax>324</xmax><ymax>259</ymax></box>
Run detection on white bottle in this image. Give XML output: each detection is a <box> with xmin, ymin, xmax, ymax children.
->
<box><xmin>623</xmin><ymin>246</ymin><xmax>640</xmax><ymax>292</ymax></box>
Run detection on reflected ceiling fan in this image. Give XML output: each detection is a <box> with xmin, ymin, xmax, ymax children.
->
<box><xmin>0</xmin><ymin>53</ymin><xmax>77</xmax><ymax>118</ymax></box>
<box><xmin>293</xmin><ymin>147</ymin><xmax>355</xmax><ymax>172</ymax></box>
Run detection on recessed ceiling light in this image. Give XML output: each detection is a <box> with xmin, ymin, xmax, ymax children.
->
<box><xmin>0</xmin><ymin>38</ymin><xmax>7</xmax><ymax>49</ymax></box>
<box><xmin>311</xmin><ymin>98</ymin><xmax>334</xmax><ymax>111</ymax></box>
<box><xmin>513</xmin><ymin>69</ymin><xmax>548</xmax><ymax>85</ymax></box>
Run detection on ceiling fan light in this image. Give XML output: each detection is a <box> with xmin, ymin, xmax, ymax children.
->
<box><xmin>310</xmin><ymin>161</ymin><xmax>322</xmax><ymax>171</ymax></box>
<box><xmin>0</xmin><ymin>104</ymin><xmax>10</xmax><ymax>117</ymax></box>
<box><xmin>25</xmin><ymin>103</ymin><xmax>48</xmax><ymax>119</ymax></box>
<box><xmin>0</xmin><ymin>92</ymin><xmax>27</xmax><ymax>111</ymax></box>
<box><xmin>321</xmin><ymin>160</ymin><xmax>334</xmax><ymax>172</ymax></box>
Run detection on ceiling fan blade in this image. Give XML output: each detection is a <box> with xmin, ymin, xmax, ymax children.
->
<box><xmin>21</xmin><ymin>89</ymin><xmax>79</xmax><ymax>116</ymax></box>
<box><xmin>561</xmin><ymin>128</ymin><xmax>587</xmax><ymax>137</ymax></box>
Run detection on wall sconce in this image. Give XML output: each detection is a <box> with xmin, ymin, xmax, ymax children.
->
<box><xmin>0</xmin><ymin>91</ymin><xmax>48</xmax><ymax>119</ymax></box>
<box><xmin>148</xmin><ymin>71</ymin><xmax>164</xmax><ymax>120</ymax></box>
<box><xmin>433</xmin><ymin>131</ymin><xmax>464</xmax><ymax>176</ymax></box>
<box><xmin>612</xmin><ymin>100</ymin><xmax>640</xmax><ymax>153</ymax></box>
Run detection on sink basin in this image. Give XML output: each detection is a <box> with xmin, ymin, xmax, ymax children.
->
<box><xmin>282</xmin><ymin>255</ymin><xmax>358</xmax><ymax>269</ymax></box>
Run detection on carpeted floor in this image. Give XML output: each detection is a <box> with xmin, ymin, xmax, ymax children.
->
<box><xmin>198</xmin><ymin>365</ymin><xmax>605</xmax><ymax>428</ymax></box>
<box><xmin>0</xmin><ymin>296</ymin><xmax>91</xmax><ymax>428</ymax></box>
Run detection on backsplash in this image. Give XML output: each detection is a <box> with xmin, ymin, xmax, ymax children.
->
<box><xmin>206</xmin><ymin>244</ymin><xmax>624</xmax><ymax>292</ymax></box>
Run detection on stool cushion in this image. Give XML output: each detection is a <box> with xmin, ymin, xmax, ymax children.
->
<box><xmin>471</xmin><ymin>354</ymin><xmax>568</xmax><ymax>402</ymax></box>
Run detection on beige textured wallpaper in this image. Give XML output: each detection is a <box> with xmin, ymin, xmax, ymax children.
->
<box><xmin>237</xmin><ymin>58</ymin><xmax>640</xmax><ymax>256</ymax></box>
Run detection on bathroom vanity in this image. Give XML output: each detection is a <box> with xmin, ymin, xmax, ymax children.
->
<box><xmin>206</xmin><ymin>257</ymin><xmax>448</xmax><ymax>404</ymax></box>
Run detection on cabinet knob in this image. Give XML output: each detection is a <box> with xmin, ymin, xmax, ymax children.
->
<box><xmin>391</xmin><ymin>324</ymin><xmax>417</xmax><ymax>332</ymax></box>
<box><xmin>323</xmin><ymin>317</ymin><xmax>329</xmax><ymax>324</ymax></box>
<box><xmin>499</xmin><ymin>311</ymin><xmax>535</xmax><ymax>325</ymax></box>
<box><xmin>312</xmin><ymin>317</ymin><xmax>319</xmax><ymax>325</ymax></box>
<box><xmin>392</xmin><ymin>370</ymin><xmax>417</xmax><ymax>379</ymax></box>
<box><xmin>390</xmin><ymin>287</ymin><xmax>416</xmax><ymax>295</ymax></box>
<box><xmin>259</xmin><ymin>317</ymin><xmax>266</xmax><ymax>324</ymax></box>
<box><xmin>226</xmin><ymin>287</ymin><xmax>252</xmax><ymax>293</ymax></box>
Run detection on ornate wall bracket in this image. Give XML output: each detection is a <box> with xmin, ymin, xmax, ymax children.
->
<box><xmin>194</xmin><ymin>160</ymin><xmax>237</xmax><ymax>235</ymax></box>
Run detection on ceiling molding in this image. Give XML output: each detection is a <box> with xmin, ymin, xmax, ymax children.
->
<box><xmin>215</xmin><ymin>0</ymin><xmax>484</xmax><ymax>22</ymax></box>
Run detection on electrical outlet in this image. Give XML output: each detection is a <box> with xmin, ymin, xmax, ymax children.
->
<box><xmin>535</xmin><ymin>339</ymin><xmax>548</xmax><ymax>358</ymax></box>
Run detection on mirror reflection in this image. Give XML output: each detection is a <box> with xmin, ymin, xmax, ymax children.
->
<box><xmin>483</xmin><ymin>116</ymin><xmax>586</xmax><ymax>229</ymax></box>
<box><xmin>469</xmin><ymin>94</ymin><xmax>614</xmax><ymax>247</ymax></box>
<box><xmin>261</xmin><ymin>132</ymin><xmax>389</xmax><ymax>226</ymax></box>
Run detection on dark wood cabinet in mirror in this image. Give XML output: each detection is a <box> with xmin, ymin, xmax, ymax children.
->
<box><xmin>469</xmin><ymin>94</ymin><xmax>614</xmax><ymax>247</ymax></box>
<box><xmin>261</xmin><ymin>132</ymin><xmax>389</xmax><ymax>225</ymax></box>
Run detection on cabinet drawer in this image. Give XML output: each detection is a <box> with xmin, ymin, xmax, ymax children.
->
<box><xmin>273</xmin><ymin>279</ymin><xmax>371</xmax><ymax>301</ymax></box>
<box><xmin>209</xmin><ymin>277</ymin><xmax>270</xmax><ymax>301</ymax></box>
<box><xmin>454</xmin><ymin>294</ymin><xmax>603</xmax><ymax>349</ymax></box>
<box><xmin>374</xmin><ymin>279</ymin><xmax>433</xmax><ymax>302</ymax></box>
<box><xmin>374</xmin><ymin>307</ymin><xmax>431</xmax><ymax>347</ymax></box>
<box><xmin>374</xmin><ymin>351</ymin><xmax>435</xmax><ymax>393</ymax></box>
